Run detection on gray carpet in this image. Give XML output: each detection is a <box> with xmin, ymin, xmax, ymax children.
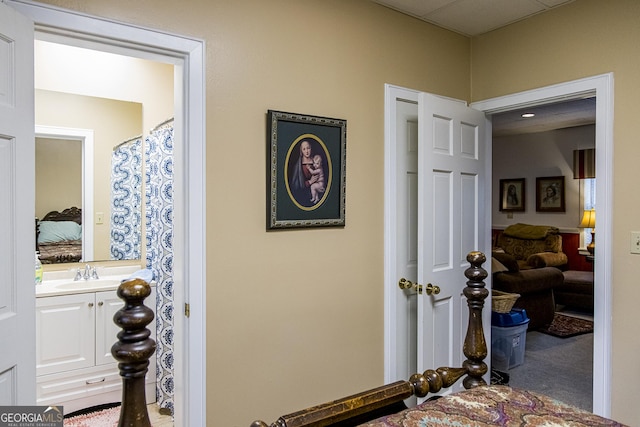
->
<box><xmin>507</xmin><ymin>329</ymin><xmax>593</xmax><ymax>411</ymax></box>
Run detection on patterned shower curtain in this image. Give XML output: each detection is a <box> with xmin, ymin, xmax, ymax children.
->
<box><xmin>110</xmin><ymin>138</ymin><xmax>142</xmax><ymax>260</ymax></box>
<box><xmin>145</xmin><ymin>119</ymin><xmax>174</xmax><ymax>413</ymax></box>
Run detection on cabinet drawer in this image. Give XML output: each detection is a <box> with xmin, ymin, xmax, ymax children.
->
<box><xmin>37</xmin><ymin>356</ymin><xmax>157</xmax><ymax>408</ymax></box>
<box><xmin>36</xmin><ymin>364</ymin><xmax>121</xmax><ymax>406</ymax></box>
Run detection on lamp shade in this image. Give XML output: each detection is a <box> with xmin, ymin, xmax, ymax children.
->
<box><xmin>579</xmin><ymin>209</ymin><xmax>596</xmax><ymax>229</ymax></box>
<box><xmin>573</xmin><ymin>149</ymin><xmax>596</xmax><ymax>179</ymax></box>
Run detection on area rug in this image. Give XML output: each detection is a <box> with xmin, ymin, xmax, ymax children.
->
<box><xmin>539</xmin><ymin>312</ymin><xmax>593</xmax><ymax>338</ymax></box>
<box><xmin>64</xmin><ymin>404</ymin><xmax>120</xmax><ymax>427</ymax></box>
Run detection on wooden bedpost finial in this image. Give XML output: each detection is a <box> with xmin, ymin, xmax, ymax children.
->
<box><xmin>111</xmin><ymin>278</ymin><xmax>156</xmax><ymax>427</ymax></box>
<box><xmin>462</xmin><ymin>251</ymin><xmax>489</xmax><ymax>389</ymax></box>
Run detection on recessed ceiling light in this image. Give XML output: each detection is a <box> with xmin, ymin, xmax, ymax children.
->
<box><xmin>521</xmin><ymin>113</ymin><xmax>535</xmax><ymax>118</ymax></box>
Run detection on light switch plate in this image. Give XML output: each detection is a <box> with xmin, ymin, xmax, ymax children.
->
<box><xmin>631</xmin><ymin>231</ymin><xmax>640</xmax><ymax>254</ymax></box>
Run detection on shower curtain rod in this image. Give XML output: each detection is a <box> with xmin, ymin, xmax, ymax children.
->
<box><xmin>113</xmin><ymin>135</ymin><xmax>143</xmax><ymax>151</ymax></box>
<box><xmin>151</xmin><ymin>117</ymin><xmax>174</xmax><ymax>132</ymax></box>
<box><xmin>113</xmin><ymin>117</ymin><xmax>174</xmax><ymax>151</ymax></box>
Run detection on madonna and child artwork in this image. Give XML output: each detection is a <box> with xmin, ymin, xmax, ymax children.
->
<box><xmin>288</xmin><ymin>137</ymin><xmax>329</xmax><ymax>207</ymax></box>
<box><xmin>267</xmin><ymin>110</ymin><xmax>346</xmax><ymax>229</ymax></box>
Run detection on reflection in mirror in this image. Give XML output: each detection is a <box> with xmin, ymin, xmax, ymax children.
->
<box><xmin>35</xmin><ymin>138</ymin><xmax>84</xmax><ymax>263</ymax></box>
<box><xmin>35</xmin><ymin>90</ymin><xmax>143</xmax><ymax>263</ymax></box>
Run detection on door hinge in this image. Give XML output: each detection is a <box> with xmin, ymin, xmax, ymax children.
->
<box><xmin>185</xmin><ymin>302</ymin><xmax>190</xmax><ymax>318</ymax></box>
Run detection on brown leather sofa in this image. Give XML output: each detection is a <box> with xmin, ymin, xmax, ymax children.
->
<box><xmin>492</xmin><ymin>224</ymin><xmax>568</xmax><ymax>330</ymax></box>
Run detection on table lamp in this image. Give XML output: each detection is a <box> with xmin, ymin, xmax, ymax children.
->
<box><xmin>579</xmin><ymin>208</ymin><xmax>596</xmax><ymax>254</ymax></box>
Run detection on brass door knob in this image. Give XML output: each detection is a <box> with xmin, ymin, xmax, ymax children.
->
<box><xmin>398</xmin><ymin>278</ymin><xmax>440</xmax><ymax>295</ymax></box>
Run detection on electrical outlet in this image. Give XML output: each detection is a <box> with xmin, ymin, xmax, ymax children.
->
<box><xmin>631</xmin><ymin>231</ymin><xmax>640</xmax><ymax>254</ymax></box>
<box><xmin>96</xmin><ymin>212</ymin><xmax>104</xmax><ymax>225</ymax></box>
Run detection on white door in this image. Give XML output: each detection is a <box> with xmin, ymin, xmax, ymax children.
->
<box><xmin>384</xmin><ymin>86</ymin><xmax>489</xmax><ymax>399</ymax></box>
<box><xmin>0</xmin><ymin>2</ymin><xmax>36</xmax><ymax>405</ymax></box>
<box><xmin>416</xmin><ymin>93</ymin><xmax>489</xmax><ymax>396</ymax></box>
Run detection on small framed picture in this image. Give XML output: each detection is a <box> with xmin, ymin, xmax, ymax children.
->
<box><xmin>499</xmin><ymin>178</ymin><xmax>525</xmax><ymax>212</ymax></box>
<box><xmin>536</xmin><ymin>176</ymin><xmax>565</xmax><ymax>212</ymax></box>
<box><xmin>267</xmin><ymin>110</ymin><xmax>346</xmax><ymax>229</ymax></box>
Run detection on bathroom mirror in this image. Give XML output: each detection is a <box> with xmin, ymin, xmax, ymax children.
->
<box><xmin>35</xmin><ymin>91</ymin><xmax>143</xmax><ymax>263</ymax></box>
<box><xmin>35</xmin><ymin>39</ymin><xmax>174</xmax><ymax>264</ymax></box>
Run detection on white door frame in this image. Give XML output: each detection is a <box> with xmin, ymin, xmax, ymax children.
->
<box><xmin>7</xmin><ymin>1</ymin><xmax>207</xmax><ymax>424</ymax></box>
<box><xmin>471</xmin><ymin>72</ymin><xmax>613</xmax><ymax>417</ymax></box>
<box><xmin>385</xmin><ymin>73</ymin><xmax>613</xmax><ymax>417</ymax></box>
<box><xmin>383</xmin><ymin>84</ymin><xmax>419</xmax><ymax>385</ymax></box>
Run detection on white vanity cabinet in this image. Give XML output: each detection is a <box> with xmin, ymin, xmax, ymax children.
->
<box><xmin>35</xmin><ymin>285</ymin><xmax>156</xmax><ymax>413</ymax></box>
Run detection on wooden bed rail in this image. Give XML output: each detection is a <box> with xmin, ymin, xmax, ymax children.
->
<box><xmin>251</xmin><ymin>251</ymin><xmax>489</xmax><ymax>427</ymax></box>
<box><xmin>111</xmin><ymin>278</ymin><xmax>156</xmax><ymax>427</ymax></box>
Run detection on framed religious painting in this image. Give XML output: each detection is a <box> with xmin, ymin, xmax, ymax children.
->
<box><xmin>536</xmin><ymin>176</ymin><xmax>565</xmax><ymax>212</ymax></box>
<box><xmin>266</xmin><ymin>110</ymin><xmax>346</xmax><ymax>229</ymax></box>
<box><xmin>499</xmin><ymin>178</ymin><xmax>525</xmax><ymax>212</ymax></box>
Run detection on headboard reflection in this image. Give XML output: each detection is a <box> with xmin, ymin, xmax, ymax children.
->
<box><xmin>36</xmin><ymin>206</ymin><xmax>83</xmax><ymax>264</ymax></box>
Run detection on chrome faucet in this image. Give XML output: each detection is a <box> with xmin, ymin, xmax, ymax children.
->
<box><xmin>73</xmin><ymin>264</ymin><xmax>99</xmax><ymax>281</ymax></box>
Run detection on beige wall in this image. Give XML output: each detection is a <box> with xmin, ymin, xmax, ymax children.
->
<box><xmin>472</xmin><ymin>1</ymin><xmax>640</xmax><ymax>424</ymax></box>
<box><xmin>31</xmin><ymin>1</ymin><xmax>469</xmax><ymax>425</ymax></box>
<box><xmin>35</xmin><ymin>90</ymin><xmax>142</xmax><ymax>260</ymax></box>
<box><xmin>31</xmin><ymin>0</ymin><xmax>640</xmax><ymax>425</ymax></box>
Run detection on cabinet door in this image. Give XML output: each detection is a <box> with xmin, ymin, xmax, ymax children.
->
<box><xmin>36</xmin><ymin>293</ymin><xmax>95</xmax><ymax>376</ymax></box>
<box><xmin>95</xmin><ymin>290</ymin><xmax>123</xmax><ymax>366</ymax></box>
<box><xmin>95</xmin><ymin>287</ymin><xmax>157</xmax><ymax>366</ymax></box>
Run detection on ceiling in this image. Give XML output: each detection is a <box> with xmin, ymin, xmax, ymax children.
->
<box><xmin>371</xmin><ymin>0</ymin><xmax>575</xmax><ymax>37</ymax></box>
<box><xmin>491</xmin><ymin>97</ymin><xmax>596</xmax><ymax>137</ymax></box>
<box><xmin>371</xmin><ymin>0</ymin><xmax>594</xmax><ymax>136</ymax></box>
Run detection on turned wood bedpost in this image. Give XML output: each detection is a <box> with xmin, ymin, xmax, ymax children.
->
<box><xmin>462</xmin><ymin>251</ymin><xmax>489</xmax><ymax>389</ymax></box>
<box><xmin>111</xmin><ymin>278</ymin><xmax>156</xmax><ymax>427</ymax></box>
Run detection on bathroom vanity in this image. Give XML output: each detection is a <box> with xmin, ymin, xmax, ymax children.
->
<box><xmin>35</xmin><ymin>267</ymin><xmax>157</xmax><ymax>414</ymax></box>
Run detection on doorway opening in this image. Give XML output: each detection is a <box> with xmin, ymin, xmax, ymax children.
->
<box><xmin>35</xmin><ymin>39</ymin><xmax>176</xmax><ymax>416</ymax></box>
<box><xmin>384</xmin><ymin>73</ymin><xmax>613</xmax><ymax>417</ymax></box>
<box><xmin>489</xmin><ymin>98</ymin><xmax>596</xmax><ymax>410</ymax></box>
<box><xmin>8</xmin><ymin>1</ymin><xmax>207</xmax><ymax>424</ymax></box>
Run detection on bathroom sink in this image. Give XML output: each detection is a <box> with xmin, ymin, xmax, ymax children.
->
<box><xmin>37</xmin><ymin>266</ymin><xmax>147</xmax><ymax>297</ymax></box>
<box><xmin>54</xmin><ymin>278</ymin><xmax>122</xmax><ymax>291</ymax></box>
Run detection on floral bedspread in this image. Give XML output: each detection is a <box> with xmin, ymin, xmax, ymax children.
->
<box><xmin>360</xmin><ymin>385</ymin><xmax>627</xmax><ymax>427</ymax></box>
<box><xmin>38</xmin><ymin>239</ymin><xmax>82</xmax><ymax>264</ymax></box>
